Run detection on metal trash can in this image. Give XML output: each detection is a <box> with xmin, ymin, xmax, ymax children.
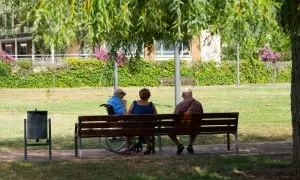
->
<box><xmin>24</xmin><ymin>109</ymin><xmax>51</xmax><ymax>160</ymax></box>
<box><xmin>27</xmin><ymin>111</ymin><xmax>48</xmax><ymax>140</ymax></box>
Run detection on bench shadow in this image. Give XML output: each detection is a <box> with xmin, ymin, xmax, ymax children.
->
<box><xmin>0</xmin><ymin>133</ymin><xmax>291</xmax><ymax>151</ymax></box>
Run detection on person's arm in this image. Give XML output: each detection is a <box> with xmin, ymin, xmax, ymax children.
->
<box><xmin>127</xmin><ymin>102</ymin><xmax>134</xmax><ymax>114</ymax></box>
<box><xmin>121</xmin><ymin>99</ymin><xmax>127</xmax><ymax>110</ymax></box>
<box><xmin>173</xmin><ymin>102</ymin><xmax>183</xmax><ymax>114</ymax></box>
<box><xmin>152</xmin><ymin>103</ymin><xmax>157</xmax><ymax>114</ymax></box>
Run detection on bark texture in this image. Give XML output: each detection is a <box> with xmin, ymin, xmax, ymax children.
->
<box><xmin>291</xmin><ymin>33</ymin><xmax>300</xmax><ymax>178</ymax></box>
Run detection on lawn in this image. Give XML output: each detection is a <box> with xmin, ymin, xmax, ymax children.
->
<box><xmin>0</xmin><ymin>85</ymin><xmax>292</xmax><ymax>150</ymax></box>
<box><xmin>0</xmin><ymin>155</ymin><xmax>292</xmax><ymax>180</ymax></box>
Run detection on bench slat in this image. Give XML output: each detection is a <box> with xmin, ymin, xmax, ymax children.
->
<box><xmin>79</xmin><ymin>115</ymin><xmax>161</xmax><ymax>122</ymax></box>
<box><xmin>79</xmin><ymin>121</ymin><xmax>157</xmax><ymax>128</ymax></box>
<box><xmin>80</xmin><ymin>129</ymin><xmax>157</xmax><ymax>137</ymax></box>
<box><xmin>159</xmin><ymin>126</ymin><xmax>237</xmax><ymax>135</ymax></box>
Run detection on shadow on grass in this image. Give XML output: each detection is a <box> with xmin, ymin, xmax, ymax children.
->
<box><xmin>0</xmin><ymin>133</ymin><xmax>292</xmax><ymax>151</ymax></box>
<box><xmin>0</xmin><ymin>155</ymin><xmax>293</xmax><ymax>180</ymax></box>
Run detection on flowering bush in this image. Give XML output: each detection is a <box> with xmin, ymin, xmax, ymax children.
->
<box><xmin>0</xmin><ymin>50</ymin><xmax>15</xmax><ymax>64</ymax></box>
<box><xmin>94</xmin><ymin>48</ymin><xmax>109</xmax><ymax>61</ymax></box>
<box><xmin>94</xmin><ymin>48</ymin><xmax>127</xmax><ymax>67</ymax></box>
<box><xmin>259</xmin><ymin>46</ymin><xmax>281</xmax><ymax>64</ymax></box>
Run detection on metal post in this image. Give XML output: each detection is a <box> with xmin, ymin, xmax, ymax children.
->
<box><xmin>174</xmin><ymin>41</ymin><xmax>181</xmax><ymax>106</ymax></box>
<box><xmin>31</xmin><ymin>41</ymin><xmax>35</xmax><ymax>62</ymax></box>
<box><xmin>74</xmin><ymin>123</ymin><xmax>78</xmax><ymax>157</ymax></box>
<box><xmin>236</xmin><ymin>43</ymin><xmax>240</xmax><ymax>87</ymax></box>
<box><xmin>0</xmin><ymin>40</ymin><xmax>2</xmax><ymax>51</ymax></box>
<box><xmin>158</xmin><ymin>119</ymin><xmax>162</xmax><ymax>153</ymax></box>
<box><xmin>24</xmin><ymin>119</ymin><xmax>27</xmax><ymax>160</ymax></box>
<box><xmin>79</xmin><ymin>137</ymin><xmax>83</xmax><ymax>158</ymax></box>
<box><xmin>14</xmin><ymin>38</ymin><xmax>18</xmax><ymax>60</ymax></box>
<box><xmin>49</xmin><ymin>119</ymin><xmax>52</xmax><ymax>159</ymax></box>
<box><xmin>114</xmin><ymin>60</ymin><xmax>118</xmax><ymax>90</ymax></box>
<box><xmin>51</xmin><ymin>43</ymin><xmax>55</xmax><ymax>63</ymax></box>
<box><xmin>227</xmin><ymin>132</ymin><xmax>230</xmax><ymax>151</ymax></box>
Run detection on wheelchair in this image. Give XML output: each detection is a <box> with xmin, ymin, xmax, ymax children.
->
<box><xmin>100</xmin><ymin>104</ymin><xmax>145</xmax><ymax>154</ymax></box>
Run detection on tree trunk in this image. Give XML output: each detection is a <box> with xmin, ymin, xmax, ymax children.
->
<box><xmin>291</xmin><ymin>33</ymin><xmax>300</xmax><ymax>177</ymax></box>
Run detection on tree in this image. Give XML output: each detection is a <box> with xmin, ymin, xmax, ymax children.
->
<box><xmin>278</xmin><ymin>0</ymin><xmax>300</xmax><ymax>177</ymax></box>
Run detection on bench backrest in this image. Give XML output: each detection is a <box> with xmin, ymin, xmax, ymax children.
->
<box><xmin>158</xmin><ymin>78</ymin><xmax>196</xmax><ymax>85</ymax></box>
<box><xmin>78</xmin><ymin>115</ymin><xmax>160</xmax><ymax>137</ymax></box>
<box><xmin>158</xmin><ymin>113</ymin><xmax>239</xmax><ymax>135</ymax></box>
<box><xmin>77</xmin><ymin>113</ymin><xmax>239</xmax><ymax>137</ymax></box>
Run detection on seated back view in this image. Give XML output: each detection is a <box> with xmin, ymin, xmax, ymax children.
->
<box><xmin>128</xmin><ymin>88</ymin><xmax>157</xmax><ymax>155</ymax></box>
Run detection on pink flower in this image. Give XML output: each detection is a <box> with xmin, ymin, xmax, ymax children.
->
<box><xmin>0</xmin><ymin>50</ymin><xmax>15</xmax><ymax>64</ymax></box>
<box><xmin>94</xmin><ymin>48</ymin><xmax>109</xmax><ymax>61</ymax></box>
<box><xmin>259</xmin><ymin>45</ymin><xmax>281</xmax><ymax>64</ymax></box>
<box><xmin>117</xmin><ymin>51</ymin><xmax>127</xmax><ymax>67</ymax></box>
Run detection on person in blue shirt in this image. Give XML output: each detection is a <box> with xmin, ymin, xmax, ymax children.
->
<box><xmin>107</xmin><ymin>88</ymin><xmax>129</xmax><ymax>154</ymax></box>
<box><xmin>108</xmin><ymin>88</ymin><xmax>127</xmax><ymax>115</ymax></box>
<box><xmin>128</xmin><ymin>88</ymin><xmax>157</xmax><ymax>155</ymax></box>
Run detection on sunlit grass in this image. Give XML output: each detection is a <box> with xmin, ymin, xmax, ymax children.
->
<box><xmin>0</xmin><ymin>85</ymin><xmax>292</xmax><ymax>150</ymax></box>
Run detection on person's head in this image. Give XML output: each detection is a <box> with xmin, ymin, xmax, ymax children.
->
<box><xmin>113</xmin><ymin>88</ymin><xmax>126</xmax><ymax>99</ymax></box>
<box><xmin>181</xmin><ymin>88</ymin><xmax>193</xmax><ymax>99</ymax></box>
<box><xmin>139</xmin><ymin>88</ymin><xmax>151</xmax><ymax>100</ymax></box>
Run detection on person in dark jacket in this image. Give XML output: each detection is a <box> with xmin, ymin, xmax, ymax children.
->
<box><xmin>169</xmin><ymin>88</ymin><xmax>203</xmax><ymax>154</ymax></box>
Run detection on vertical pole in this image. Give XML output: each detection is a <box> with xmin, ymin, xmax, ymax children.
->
<box><xmin>48</xmin><ymin>118</ymin><xmax>52</xmax><ymax>160</ymax></box>
<box><xmin>14</xmin><ymin>38</ymin><xmax>18</xmax><ymax>60</ymax></box>
<box><xmin>227</xmin><ymin>132</ymin><xmax>230</xmax><ymax>151</ymax></box>
<box><xmin>236</xmin><ymin>43</ymin><xmax>240</xmax><ymax>87</ymax></box>
<box><xmin>74</xmin><ymin>123</ymin><xmax>78</xmax><ymax>157</ymax></box>
<box><xmin>31</xmin><ymin>40</ymin><xmax>35</xmax><ymax>63</ymax></box>
<box><xmin>0</xmin><ymin>40</ymin><xmax>2</xmax><ymax>51</ymax></box>
<box><xmin>24</xmin><ymin>119</ymin><xmax>27</xmax><ymax>160</ymax></box>
<box><xmin>51</xmin><ymin>43</ymin><xmax>55</xmax><ymax>64</ymax></box>
<box><xmin>174</xmin><ymin>41</ymin><xmax>181</xmax><ymax>106</ymax></box>
<box><xmin>114</xmin><ymin>60</ymin><xmax>118</xmax><ymax>90</ymax></box>
<box><xmin>158</xmin><ymin>119</ymin><xmax>162</xmax><ymax>153</ymax></box>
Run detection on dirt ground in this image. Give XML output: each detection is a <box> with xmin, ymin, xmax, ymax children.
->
<box><xmin>0</xmin><ymin>141</ymin><xmax>295</xmax><ymax>179</ymax></box>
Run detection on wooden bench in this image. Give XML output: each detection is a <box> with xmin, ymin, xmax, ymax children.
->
<box><xmin>158</xmin><ymin>77</ymin><xmax>197</xmax><ymax>87</ymax></box>
<box><xmin>74</xmin><ymin>113</ymin><xmax>239</xmax><ymax>157</ymax></box>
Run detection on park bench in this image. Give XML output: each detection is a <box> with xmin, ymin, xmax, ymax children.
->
<box><xmin>158</xmin><ymin>77</ymin><xmax>197</xmax><ymax>87</ymax></box>
<box><xmin>74</xmin><ymin>113</ymin><xmax>239</xmax><ymax>157</ymax></box>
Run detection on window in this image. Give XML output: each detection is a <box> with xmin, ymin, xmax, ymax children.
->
<box><xmin>4</xmin><ymin>44</ymin><xmax>12</xmax><ymax>54</ymax></box>
<box><xmin>18</xmin><ymin>43</ymin><xmax>27</xmax><ymax>55</ymax></box>
<box><xmin>155</xmin><ymin>40</ymin><xmax>190</xmax><ymax>57</ymax></box>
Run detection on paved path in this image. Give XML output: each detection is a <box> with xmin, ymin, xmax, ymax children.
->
<box><xmin>0</xmin><ymin>141</ymin><xmax>292</xmax><ymax>161</ymax></box>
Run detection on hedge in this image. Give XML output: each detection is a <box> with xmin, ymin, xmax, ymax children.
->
<box><xmin>0</xmin><ymin>58</ymin><xmax>291</xmax><ymax>88</ymax></box>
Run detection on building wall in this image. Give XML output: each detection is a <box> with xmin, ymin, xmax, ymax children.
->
<box><xmin>200</xmin><ymin>30</ymin><xmax>221</xmax><ymax>62</ymax></box>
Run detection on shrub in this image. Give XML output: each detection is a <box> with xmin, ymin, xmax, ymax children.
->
<box><xmin>0</xmin><ymin>62</ymin><xmax>11</xmax><ymax>77</ymax></box>
<box><xmin>0</xmin><ymin>58</ymin><xmax>291</xmax><ymax>88</ymax></box>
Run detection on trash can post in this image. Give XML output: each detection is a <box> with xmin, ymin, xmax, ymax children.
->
<box><xmin>49</xmin><ymin>118</ymin><xmax>52</xmax><ymax>160</ymax></box>
<box><xmin>24</xmin><ymin>119</ymin><xmax>27</xmax><ymax>160</ymax></box>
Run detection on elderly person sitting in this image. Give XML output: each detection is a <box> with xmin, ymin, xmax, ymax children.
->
<box><xmin>107</xmin><ymin>88</ymin><xmax>127</xmax><ymax>115</ymax></box>
<box><xmin>128</xmin><ymin>88</ymin><xmax>157</xmax><ymax>155</ymax></box>
<box><xmin>169</xmin><ymin>88</ymin><xmax>203</xmax><ymax>154</ymax></box>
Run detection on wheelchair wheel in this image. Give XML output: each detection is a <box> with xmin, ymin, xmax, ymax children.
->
<box><xmin>103</xmin><ymin>136</ymin><xmax>136</xmax><ymax>153</ymax></box>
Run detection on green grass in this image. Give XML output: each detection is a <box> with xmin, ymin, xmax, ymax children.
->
<box><xmin>0</xmin><ymin>155</ymin><xmax>292</xmax><ymax>180</ymax></box>
<box><xmin>0</xmin><ymin>85</ymin><xmax>292</xmax><ymax>150</ymax></box>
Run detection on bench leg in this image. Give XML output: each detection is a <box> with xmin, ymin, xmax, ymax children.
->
<box><xmin>79</xmin><ymin>137</ymin><xmax>83</xmax><ymax>158</ymax></box>
<box><xmin>227</xmin><ymin>132</ymin><xmax>230</xmax><ymax>151</ymax></box>
<box><xmin>75</xmin><ymin>135</ymin><xmax>78</xmax><ymax>157</ymax></box>
<box><xmin>234</xmin><ymin>132</ymin><xmax>239</xmax><ymax>154</ymax></box>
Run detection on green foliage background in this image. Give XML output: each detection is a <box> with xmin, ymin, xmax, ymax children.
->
<box><xmin>0</xmin><ymin>58</ymin><xmax>291</xmax><ymax>88</ymax></box>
